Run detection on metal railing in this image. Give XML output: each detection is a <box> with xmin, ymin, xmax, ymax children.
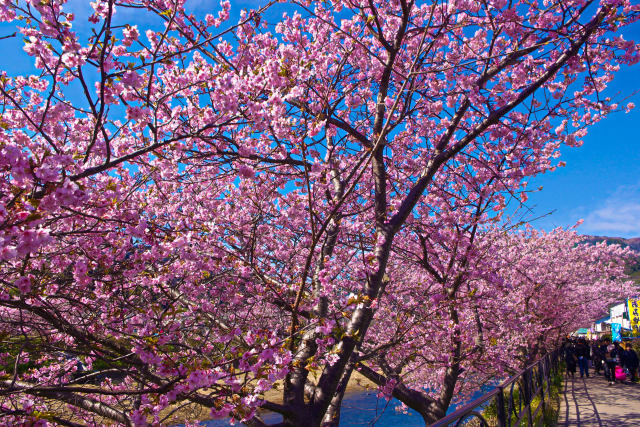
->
<box><xmin>429</xmin><ymin>349</ymin><xmax>561</xmax><ymax>427</ymax></box>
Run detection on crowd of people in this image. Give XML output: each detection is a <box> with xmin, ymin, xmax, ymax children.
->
<box><xmin>563</xmin><ymin>338</ymin><xmax>640</xmax><ymax>386</ymax></box>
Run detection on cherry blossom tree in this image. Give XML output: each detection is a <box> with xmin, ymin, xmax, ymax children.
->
<box><xmin>0</xmin><ymin>0</ymin><xmax>638</xmax><ymax>426</ymax></box>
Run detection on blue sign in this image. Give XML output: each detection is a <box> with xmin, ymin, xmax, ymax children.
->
<box><xmin>612</xmin><ymin>323</ymin><xmax>622</xmax><ymax>342</ymax></box>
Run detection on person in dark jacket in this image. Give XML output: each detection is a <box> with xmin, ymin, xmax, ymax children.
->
<box><xmin>565</xmin><ymin>342</ymin><xmax>577</xmax><ymax>378</ymax></box>
<box><xmin>624</xmin><ymin>343</ymin><xmax>639</xmax><ymax>382</ymax></box>
<box><xmin>604</xmin><ymin>341</ymin><xmax>619</xmax><ymax>385</ymax></box>
<box><xmin>615</xmin><ymin>342</ymin><xmax>626</xmax><ymax>368</ymax></box>
<box><xmin>575</xmin><ymin>339</ymin><xmax>590</xmax><ymax>378</ymax></box>
<box><xmin>592</xmin><ymin>340</ymin><xmax>604</xmax><ymax>375</ymax></box>
<box><xmin>598</xmin><ymin>340</ymin><xmax>609</xmax><ymax>376</ymax></box>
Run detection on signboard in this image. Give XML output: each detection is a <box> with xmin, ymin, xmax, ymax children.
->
<box><xmin>628</xmin><ymin>298</ymin><xmax>640</xmax><ymax>336</ymax></box>
<box><xmin>612</xmin><ymin>323</ymin><xmax>622</xmax><ymax>342</ymax></box>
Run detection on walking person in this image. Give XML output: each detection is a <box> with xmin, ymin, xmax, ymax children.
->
<box><xmin>576</xmin><ymin>339</ymin><xmax>590</xmax><ymax>378</ymax></box>
<box><xmin>614</xmin><ymin>341</ymin><xmax>626</xmax><ymax>379</ymax></box>
<box><xmin>599</xmin><ymin>339</ymin><xmax>609</xmax><ymax>376</ymax></box>
<box><xmin>592</xmin><ymin>339</ymin><xmax>604</xmax><ymax>375</ymax></box>
<box><xmin>565</xmin><ymin>341</ymin><xmax>577</xmax><ymax>378</ymax></box>
<box><xmin>604</xmin><ymin>341</ymin><xmax>618</xmax><ymax>385</ymax></box>
<box><xmin>623</xmin><ymin>343</ymin><xmax>639</xmax><ymax>382</ymax></box>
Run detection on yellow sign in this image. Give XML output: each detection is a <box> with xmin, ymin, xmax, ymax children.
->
<box><xmin>628</xmin><ymin>298</ymin><xmax>640</xmax><ymax>336</ymax></box>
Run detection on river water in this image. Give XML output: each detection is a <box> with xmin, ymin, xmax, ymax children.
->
<box><xmin>202</xmin><ymin>391</ymin><xmax>422</xmax><ymax>426</ymax></box>
<box><xmin>200</xmin><ymin>386</ymin><xmax>492</xmax><ymax>426</ymax></box>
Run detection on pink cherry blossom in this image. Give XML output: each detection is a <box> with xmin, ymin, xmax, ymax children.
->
<box><xmin>0</xmin><ymin>0</ymin><xmax>637</xmax><ymax>425</ymax></box>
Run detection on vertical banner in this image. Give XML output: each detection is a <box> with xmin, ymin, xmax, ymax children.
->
<box><xmin>628</xmin><ymin>298</ymin><xmax>640</xmax><ymax>336</ymax></box>
<box><xmin>612</xmin><ymin>323</ymin><xmax>622</xmax><ymax>342</ymax></box>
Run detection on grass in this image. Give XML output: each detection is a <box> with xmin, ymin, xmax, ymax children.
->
<box><xmin>470</xmin><ymin>366</ymin><xmax>562</xmax><ymax>427</ymax></box>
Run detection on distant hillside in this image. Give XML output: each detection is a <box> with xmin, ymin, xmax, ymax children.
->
<box><xmin>581</xmin><ymin>235</ymin><xmax>640</xmax><ymax>282</ymax></box>
<box><xmin>581</xmin><ymin>235</ymin><xmax>640</xmax><ymax>252</ymax></box>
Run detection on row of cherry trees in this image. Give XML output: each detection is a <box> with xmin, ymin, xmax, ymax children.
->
<box><xmin>358</xmin><ymin>226</ymin><xmax>634</xmax><ymax>423</ymax></box>
<box><xmin>0</xmin><ymin>0</ymin><xmax>638</xmax><ymax>425</ymax></box>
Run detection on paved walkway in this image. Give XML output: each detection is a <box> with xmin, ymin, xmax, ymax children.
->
<box><xmin>558</xmin><ymin>372</ymin><xmax>640</xmax><ymax>426</ymax></box>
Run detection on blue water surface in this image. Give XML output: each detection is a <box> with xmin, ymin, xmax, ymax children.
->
<box><xmin>199</xmin><ymin>385</ymin><xmax>494</xmax><ymax>426</ymax></box>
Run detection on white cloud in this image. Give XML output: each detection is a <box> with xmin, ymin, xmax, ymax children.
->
<box><xmin>580</xmin><ymin>184</ymin><xmax>640</xmax><ymax>237</ymax></box>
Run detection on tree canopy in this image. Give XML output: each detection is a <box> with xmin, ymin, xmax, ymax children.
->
<box><xmin>0</xmin><ymin>0</ymin><xmax>638</xmax><ymax>425</ymax></box>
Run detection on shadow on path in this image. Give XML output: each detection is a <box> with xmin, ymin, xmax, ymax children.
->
<box><xmin>558</xmin><ymin>372</ymin><xmax>640</xmax><ymax>426</ymax></box>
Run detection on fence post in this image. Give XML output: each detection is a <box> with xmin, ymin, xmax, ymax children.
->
<box><xmin>539</xmin><ymin>362</ymin><xmax>546</xmax><ymax>420</ymax></box>
<box><xmin>496</xmin><ymin>385</ymin><xmax>507</xmax><ymax>427</ymax></box>
<box><xmin>523</xmin><ymin>369</ymin><xmax>533</xmax><ymax>426</ymax></box>
<box><xmin>546</xmin><ymin>354</ymin><xmax>552</xmax><ymax>399</ymax></box>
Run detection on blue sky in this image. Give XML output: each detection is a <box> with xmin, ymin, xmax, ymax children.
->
<box><xmin>1</xmin><ymin>1</ymin><xmax>638</xmax><ymax>238</ymax></box>
<box><xmin>523</xmin><ymin>38</ymin><xmax>640</xmax><ymax>238</ymax></box>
